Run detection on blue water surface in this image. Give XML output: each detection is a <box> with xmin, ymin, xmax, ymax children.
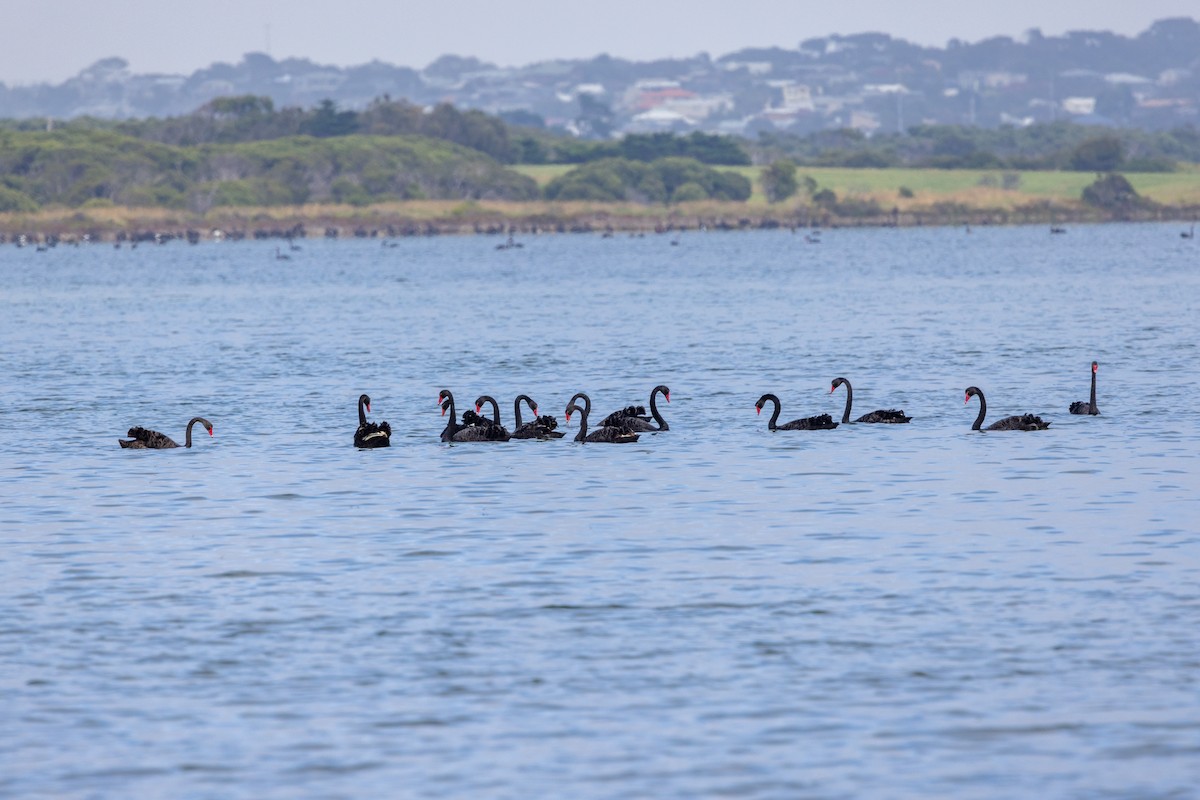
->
<box><xmin>1</xmin><ymin>223</ymin><xmax>1198</xmax><ymax>798</ymax></box>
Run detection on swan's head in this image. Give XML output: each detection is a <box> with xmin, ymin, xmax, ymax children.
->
<box><xmin>438</xmin><ymin>389</ymin><xmax>453</xmax><ymax>416</ymax></box>
<box><xmin>965</xmin><ymin>386</ymin><xmax>982</xmax><ymax>404</ymax></box>
<box><xmin>359</xmin><ymin>393</ymin><xmax>371</xmax><ymax>413</ymax></box>
<box><xmin>206</xmin><ymin>423</ymin><xmax>214</xmax><ymax>437</ymax></box>
<box><xmin>754</xmin><ymin>394</ymin><xmax>771</xmax><ymax>414</ymax></box>
<box><xmin>830</xmin><ymin>377</ymin><xmax>848</xmax><ymax>393</ymax></box>
<box><xmin>565</xmin><ymin>402</ymin><xmax>580</xmax><ymax>422</ymax></box>
<box><xmin>655</xmin><ymin>385</ymin><xmax>671</xmax><ymax>403</ymax></box>
<box><xmin>1092</xmin><ymin>361</ymin><xmax>1099</xmax><ymax>373</ymax></box>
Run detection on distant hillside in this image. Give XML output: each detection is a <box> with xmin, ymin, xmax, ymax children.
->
<box><xmin>1</xmin><ymin>18</ymin><xmax>1197</xmax><ymax>135</ymax></box>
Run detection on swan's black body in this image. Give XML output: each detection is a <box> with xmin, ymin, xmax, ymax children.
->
<box><xmin>602</xmin><ymin>385</ymin><xmax>670</xmax><ymax>432</ymax></box>
<box><xmin>830</xmin><ymin>377</ymin><xmax>911</xmax><ymax>424</ymax></box>
<box><xmin>966</xmin><ymin>386</ymin><xmax>1050</xmax><ymax>431</ymax></box>
<box><xmin>566</xmin><ymin>395</ymin><xmax>640</xmax><ymax>443</ymax></box>
<box><xmin>1069</xmin><ymin>362</ymin><xmax>1100</xmax><ymax>416</ymax></box>
<box><xmin>504</xmin><ymin>394</ymin><xmax>564</xmax><ymax>439</ymax></box>
<box><xmin>754</xmin><ymin>394</ymin><xmax>838</xmax><ymax>430</ymax></box>
<box><xmin>354</xmin><ymin>394</ymin><xmax>391</xmax><ymax>448</ymax></box>
<box><xmin>119</xmin><ymin>417</ymin><xmax>213</xmax><ymax>449</ymax></box>
<box><xmin>439</xmin><ymin>390</ymin><xmax>510</xmax><ymax>442</ymax></box>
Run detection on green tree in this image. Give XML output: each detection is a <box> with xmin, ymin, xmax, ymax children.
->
<box><xmin>302</xmin><ymin>100</ymin><xmax>359</xmax><ymax>138</ymax></box>
<box><xmin>1069</xmin><ymin>136</ymin><xmax>1124</xmax><ymax>172</ymax></box>
<box><xmin>762</xmin><ymin>159</ymin><xmax>799</xmax><ymax>203</ymax></box>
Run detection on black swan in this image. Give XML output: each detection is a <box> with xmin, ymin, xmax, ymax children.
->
<box><xmin>354</xmin><ymin>394</ymin><xmax>391</xmax><ymax>448</ymax></box>
<box><xmin>754</xmin><ymin>394</ymin><xmax>838</xmax><ymax>430</ymax></box>
<box><xmin>438</xmin><ymin>389</ymin><xmax>510</xmax><ymax>442</ymax></box>
<box><xmin>493</xmin><ymin>394</ymin><xmax>563</xmax><ymax>439</ymax></box>
<box><xmin>119</xmin><ymin>417</ymin><xmax>213</xmax><ymax>449</ymax></box>
<box><xmin>565</xmin><ymin>397</ymin><xmax>640</xmax><ymax>443</ymax></box>
<box><xmin>602</xmin><ymin>385</ymin><xmax>671</xmax><ymax>432</ymax></box>
<box><xmin>468</xmin><ymin>395</ymin><xmax>518</xmax><ymax>441</ymax></box>
<box><xmin>1069</xmin><ymin>361</ymin><xmax>1100</xmax><ymax>416</ymax></box>
<box><xmin>965</xmin><ymin>387</ymin><xmax>1050</xmax><ymax>431</ymax></box>
<box><xmin>830</xmin><ymin>377</ymin><xmax>911</xmax><ymax>424</ymax></box>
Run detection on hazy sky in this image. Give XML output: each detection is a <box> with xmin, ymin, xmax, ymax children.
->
<box><xmin>2</xmin><ymin>0</ymin><xmax>1196</xmax><ymax>85</ymax></box>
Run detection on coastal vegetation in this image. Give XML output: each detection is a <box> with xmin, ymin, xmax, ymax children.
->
<box><xmin>1</xmin><ymin>97</ymin><xmax>1198</xmax><ymax>235</ymax></box>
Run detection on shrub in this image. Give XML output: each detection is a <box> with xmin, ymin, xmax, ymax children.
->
<box><xmin>1081</xmin><ymin>173</ymin><xmax>1144</xmax><ymax>212</ymax></box>
<box><xmin>0</xmin><ymin>185</ymin><xmax>39</xmax><ymax>212</ymax></box>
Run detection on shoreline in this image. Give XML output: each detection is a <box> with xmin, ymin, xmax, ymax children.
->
<box><xmin>2</xmin><ymin>200</ymin><xmax>1197</xmax><ymax>243</ymax></box>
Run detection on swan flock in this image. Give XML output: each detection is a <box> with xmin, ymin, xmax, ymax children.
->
<box><xmin>117</xmin><ymin>363</ymin><xmax>1102</xmax><ymax>450</ymax></box>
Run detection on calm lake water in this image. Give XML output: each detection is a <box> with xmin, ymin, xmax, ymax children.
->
<box><xmin>2</xmin><ymin>224</ymin><xmax>1198</xmax><ymax>798</ymax></box>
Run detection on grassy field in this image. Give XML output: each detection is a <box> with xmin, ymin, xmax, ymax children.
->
<box><xmin>514</xmin><ymin>164</ymin><xmax>1200</xmax><ymax>208</ymax></box>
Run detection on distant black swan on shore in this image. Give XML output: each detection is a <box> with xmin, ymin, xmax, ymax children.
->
<box><xmin>829</xmin><ymin>377</ymin><xmax>911</xmax><ymax>424</ymax></box>
<box><xmin>119</xmin><ymin>417</ymin><xmax>213</xmax><ymax>449</ymax></box>
<box><xmin>601</xmin><ymin>385</ymin><xmax>671</xmax><ymax>432</ymax></box>
<box><xmin>1069</xmin><ymin>361</ymin><xmax>1101</xmax><ymax>416</ymax></box>
<box><xmin>354</xmin><ymin>394</ymin><xmax>391</xmax><ymax>448</ymax></box>
<box><xmin>754</xmin><ymin>394</ymin><xmax>838</xmax><ymax>430</ymax></box>
<box><xmin>965</xmin><ymin>387</ymin><xmax>1050</xmax><ymax>431</ymax></box>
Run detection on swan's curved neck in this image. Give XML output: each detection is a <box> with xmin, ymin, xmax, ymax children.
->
<box><xmin>358</xmin><ymin>397</ymin><xmax>368</xmax><ymax>427</ymax></box>
<box><xmin>761</xmin><ymin>395</ymin><xmax>782</xmax><ymax>430</ymax></box>
<box><xmin>1089</xmin><ymin>368</ymin><xmax>1098</xmax><ymax>412</ymax></box>
<box><xmin>570</xmin><ymin>392</ymin><xmax>592</xmax><ymax>419</ymax></box>
<box><xmin>971</xmin><ymin>393</ymin><xmax>987</xmax><ymax>431</ymax></box>
<box><xmin>649</xmin><ymin>386</ymin><xmax>669</xmax><ymax>430</ymax></box>
<box><xmin>480</xmin><ymin>396</ymin><xmax>500</xmax><ymax>426</ymax></box>
<box><xmin>572</xmin><ymin>406</ymin><xmax>589</xmax><ymax>442</ymax></box>
<box><xmin>514</xmin><ymin>395</ymin><xmax>535</xmax><ymax>429</ymax></box>
<box><xmin>837</xmin><ymin>380</ymin><xmax>853</xmax><ymax>424</ymax></box>
<box><xmin>185</xmin><ymin>417</ymin><xmax>209</xmax><ymax>448</ymax></box>
<box><xmin>440</xmin><ymin>392</ymin><xmax>459</xmax><ymax>441</ymax></box>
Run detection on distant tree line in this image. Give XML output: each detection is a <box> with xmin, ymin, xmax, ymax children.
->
<box><xmin>5</xmin><ymin>95</ymin><xmax>1198</xmax><ymax>174</ymax></box>
<box><xmin>753</xmin><ymin>122</ymin><xmax>1200</xmax><ymax>172</ymax></box>
<box><xmin>2</xmin><ymin>95</ymin><xmax>1199</xmax><ymax>214</ymax></box>
<box><xmin>0</xmin><ymin>128</ymin><xmax>540</xmax><ymax>212</ymax></box>
<box><xmin>545</xmin><ymin>158</ymin><xmax>751</xmax><ymax>203</ymax></box>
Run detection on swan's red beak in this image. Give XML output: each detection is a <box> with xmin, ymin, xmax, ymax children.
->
<box><xmin>532</xmin><ymin>406</ymin><xmax>539</xmax><ymax>415</ymax></box>
<box><xmin>366</xmin><ymin>403</ymin><xmax>371</xmax><ymax>413</ymax></box>
<box><xmin>756</xmin><ymin>406</ymin><xmax>761</xmax><ymax>415</ymax></box>
<box><xmin>1093</xmin><ymin>364</ymin><xmax>1099</xmax><ymax>373</ymax></box>
<box><xmin>475</xmin><ymin>404</ymin><xmax>482</xmax><ymax>413</ymax></box>
<box><xmin>665</xmin><ymin>393</ymin><xmax>670</xmax><ymax>402</ymax></box>
<box><xmin>209</xmin><ymin>427</ymin><xmax>214</xmax><ymax>436</ymax></box>
<box><xmin>964</xmin><ymin>394</ymin><xmax>970</xmax><ymax>404</ymax></box>
<box><xmin>565</xmin><ymin>412</ymin><xmax>572</xmax><ymax>422</ymax></box>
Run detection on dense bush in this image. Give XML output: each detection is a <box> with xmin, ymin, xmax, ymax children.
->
<box><xmin>1081</xmin><ymin>173</ymin><xmax>1146</xmax><ymax>212</ymax></box>
<box><xmin>544</xmin><ymin>157</ymin><xmax>751</xmax><ymax>203</ymax></box>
